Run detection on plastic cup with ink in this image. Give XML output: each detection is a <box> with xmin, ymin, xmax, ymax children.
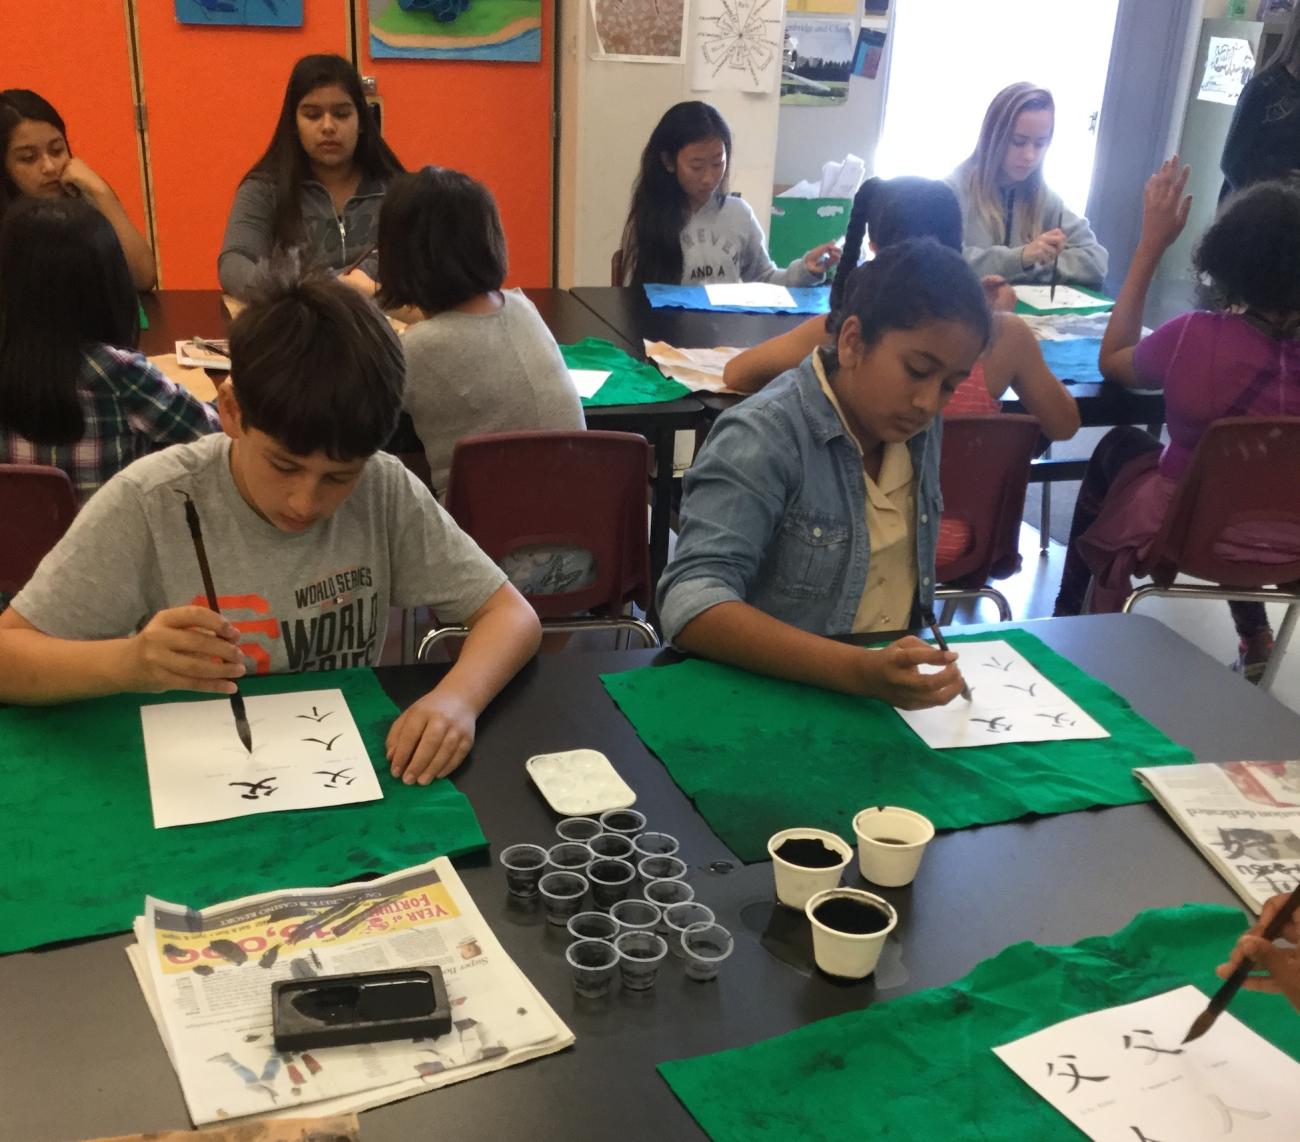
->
<box><xmin>587</xmin><ymin>832</ymin><xmax>636</xmax><ymax>861</ymax></box>
<box><xmin>644</xmin><ymin>877</ymin><xmax>695</xmax><ymax>923</ymax></box>
<box><xmin>614</xmin><ymin>930</ymin><xmax>669</xmax><ymax>991</ymax></box>
<box><xmin>547</xmin><ymin>841</ymin><xmax>595</xmax><ymax>875</ymax></box>
<box><xmin>566</xmin><ymin>938</ymin><xmax>620</xmax><ymax>998</ymax></box>
<box><xmin>598</xmin><ymin>808</ymin><xmax>648</xmax><ymax>837</ymax></box>
<box><xmin>804</xmin><ymin>888</ymin><xmax>898</xmax><ymax>980</ymax></box>
<box><xmin>681</xmin><ymin>922</ymin><xmax>734</xmax><ymax>981</ymax></box>
<box><xmin>662</xmin><ymin>902</ymin><xmax>716</xmax><ymax>956</ymax></box>
<box><xmin>631</xmin><ymin>830</ymin><xmax>680</xmax><ymax>859</ymax></box>
<box><xmin>637</xmin><ymin>854</ymin><xmax>687</xmax><ymax>885</ymax></box>
<box><xmin>555</xmin><ymin>816</ymin><xmax>603</xmax><ymax>843</ymax></box>
<box><xmin>852</xmin><ymin>806</ymin><xmax>935</xmax><ymax>888</ymax></box>
<box><xmin>766</xmin><ymin>827</ymin><xmax>853</xmax><ymax>910</ymax></box>
<box><xmin>499</xmin><ymin>843</ymin><xmax>549</xmax><ymax>898</ymax></box>
<box><xmin>587</xmin><ymin>857</ymin><xmax>636</xmax><ymax>910</ymax></box>
<box><xmin>538</xmin><ymin>871</ymin><xmax>588</xmax><ymax>926</ymax></box>
<box><xmin>610</xmin><ymin>897</ymin><xmax>661</xmax><ymax>936</ymax></box>
<box><xmin>567</xmin><ymin>910</ymin><xmax>619</xmax><ymax>943</ymax></box>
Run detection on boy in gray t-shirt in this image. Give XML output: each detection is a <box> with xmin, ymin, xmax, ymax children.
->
<box><xmin>0</xmin><ymin>268</ymin><xmax>541</xmax><ymax>785</ymax></box>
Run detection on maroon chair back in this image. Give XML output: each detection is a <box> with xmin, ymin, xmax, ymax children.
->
<box><xmin>610</xmin><ymin>249</ymin><xmax>625</xmax><ymax>287</ymax></box>
<box><xmin>444</xmin><ymin>430</ymin><xmax>653</xmax><ymax>619</ymax></box>
<box><xmin>1136</xmin><ymin>416</ymin><xmax>1300</xmax><ymax>589</ymax></box>
<box><xmin>935</xmin><ymin>415</ymin><xmax>1041</xmax><ymax>587</ymax></box>
<box><xmin>0</xmin><ymin>463</ymin><xmax>77</xmax><ymax>596</ymax></box>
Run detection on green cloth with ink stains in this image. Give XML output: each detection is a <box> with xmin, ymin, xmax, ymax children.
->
<box><xmin>600</xmin><ymin>629</ymin><xmax>1192</xmax><ymax>862</ymax></box>
<box><xmin>659</xmin><ymin>904</ymin><xmax>1300</xmax><ymax>1141</ymax></box>
<box><xmin>0</xmin><ymin>669</ymin><xmax>486</xmax><ymax>953</ymax></box>
<box><xmin>560</xmin><ymin>338</ymin><xmax>690</xmax><ymax>408</ymax></box>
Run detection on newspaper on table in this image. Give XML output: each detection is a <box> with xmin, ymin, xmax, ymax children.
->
<box><xmin>127</xmin><ymin>856</ymin><xmax>573</xmax><ymax>1125</ymax></box>
<box><xmin>1135</xmin><ymin>760</ymin><xmax>1300</xmax><ymax>915</ymax></box>
<box><xmin>643</xmin><ymin>340</ymin><xmax>746</xmax><ymax>393</ymax></box>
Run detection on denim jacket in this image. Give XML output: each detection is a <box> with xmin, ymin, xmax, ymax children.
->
<box><xmin>657</xmin><ymin>355</ymin><xmax>943</xmax><ymax>644</ymax></box>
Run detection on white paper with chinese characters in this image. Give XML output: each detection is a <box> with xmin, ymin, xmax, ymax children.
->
<box><xmin>1014</xmin><ymin>285</ymin><xmax>1114</xmax><ymax>312</ymax></box>
<box><xmin>994</xmin><ymin>986</ymin><xmax>1300</xmax><ymax>1141</ymax></box>
<box><xmin>896</xmin><ymin>639</ymin><xmax>1109</xmax><ymax>749</ymax></box>
<box><xmin>141</xmin><ymin>688</ymin><xmax>382</xmax><ymax>828</ymax></box>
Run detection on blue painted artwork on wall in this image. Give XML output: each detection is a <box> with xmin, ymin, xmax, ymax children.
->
<box><xmin>174</xmin><ymin>0</ymin><xmax>305</xmax><ymax>27</ymax></box>
<box><xmin>369</xmin><ymin>0</ymin><xmax>542</xmax><ymax>61</ymax></box>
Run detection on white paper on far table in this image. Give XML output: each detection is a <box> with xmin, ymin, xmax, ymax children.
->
<box><xmin>141</xmin><ymin>688</ymin><xmax>382</xmax><ymax>828</ymax></box>
<box><xmin>567</xmin><ymin>368</ymin><xmax>611</xmax><ymax>398</ymax></box>
<box><xmin>703</xmin><ymin>283</ymin><xmax>796</xmax><ymax>309</ymax></box>
<box><xmin>1014</xmin><ymin>285</ymin><xmax>1113</xmax><ymax>312</ymax></box>
<box><xmin>896</xmin><ymin>639</ymin><xmax>1109</xmax><ymax>749</ymax></box>
<box><xmin>994</xmin><ymin>986</ymin><xmax>1300</xmax><ymax>1141</ymax></box>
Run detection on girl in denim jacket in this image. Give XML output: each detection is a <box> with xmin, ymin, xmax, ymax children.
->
<box><xmin>657</xmin><ymin>239</ymin><xmax>990</xmax><ymax>710</ymax></box>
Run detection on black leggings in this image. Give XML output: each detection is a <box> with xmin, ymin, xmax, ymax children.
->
<box><xmin>1053</xmin><ymin>427</ymin><xmax>1270</xmax><ymax>639</ymax></box>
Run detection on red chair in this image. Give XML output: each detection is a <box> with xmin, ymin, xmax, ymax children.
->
<box><xmin>417</xmin><ymin>430</ymin><xmax>658</xmax><ymax>657</ymax></box>
<box><xmin>1121</xmin><ymin>417</ymin><xmax>1300</xmax><ymax>693</ymax></box>
<box><xmin>0</xmin><ymin>463</ymin><xmax>77</xmax><ymax>598</ymax></box>
<box><xmin>933</xmin><ymin>415</ymin><xmax>1042</xmax><ymax>624</ymax></box>
<box><xmin>610</xmin><ymin>249</ymin><xmax>625</xmax><ymax>287</ymax></box>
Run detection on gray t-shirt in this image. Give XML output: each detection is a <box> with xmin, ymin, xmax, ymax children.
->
<box><xmin>12</xmin><ymin>434</ymin><xmax>506</xmax><ymax>674</ymax></box>
<box><xmin>678</xmin><ymin>195</ymin><xmax>823</xmax><ymax>287</ymax></box>
<box><xmin>402</xmin><ymin>289</ymin><xmax>585</xmax><ymax>496</ymax></box>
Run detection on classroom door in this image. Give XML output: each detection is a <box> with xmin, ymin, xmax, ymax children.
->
<box><xmin>132</xmin><ymin>2</ymin><xmax>352</xmax><ymax>289</ymax></box>
<box><xmin>355</xmin><ymin>0</ymin><xmax>556</xmax><ymax>287</ymax></box>
<box><xmin>0</xmin><ymin>2</ymin><xmax>149</xmax><ymax>255</ymax></box>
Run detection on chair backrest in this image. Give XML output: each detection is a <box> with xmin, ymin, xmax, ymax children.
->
<box><xmin>610</xmin><ymin>248</ymin><xmax>625</xmax><ymax>287</ymax></box>
<box><xmin>935</xmin><ymin>415</ymin><xmax>1041</xmax><ymax>587</ymax></box>
<box><xmin>0</xmin><ymin>463</ymin><xmax>78</xmax><ymax>596</ymax></box>
<box><xmin>445</xmin><ymin>430</ymin><xmax>653</xmax><ymax>619</ymax></box>
<box><xmin>1137</xmin><ymin>416</ymin><xmax>1300</xmax><ymax>589</ymax></box>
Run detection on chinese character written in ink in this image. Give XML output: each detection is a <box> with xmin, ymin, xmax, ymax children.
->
<box><xmin>1005</xmin><ymin>682</ymin><xmax>1038</xmax><ymax>697</ymax></box>
<box><xmin>229</xmin><ymin>777</ymin><xmax>277</xmax><ymax>800</ymax></box>
<box><xmin>315</xmin><ymin>768</ymin><xmax>357</xmax><ymax>788</ymax></box>
<box><xmin>1046</xmin><ymin>1054</ymin><xmax>1109</xmax><ymax>1093</ymax></box>
<box><xmin>302</xmin><ymin>733</ymin><xmax>343</xmax><ymax>752</ymax></box>
<box><xmin>296</xmin><ymin>706</ymin><xmax>333</xmax><ymax>723</ymax></box>
<box><xmin>1206</xmin><ymin>1092</ymin><xmax>1270</xmax><ymax>1130</ymax></box>
<box><xmin>983</xmin><ymin>657</ymin><xmax>1014</xmax><ymax>672</ymax></box>
<box><xmin>1129</xmin><ymin>1128</ymin><xmax>1164</xmax><ymax>1142</ymax></box>
<box><xmin>971</xmin><ymin>716</ymin><xmax>1013</xmax><ymax>734</ymax></box>
<box><xmin>1122</xmin><ymin>1029</ymin><xmax>1183</xmax><ymax>1065</ymax></box>
<box><xmin>1035</xmin><ymin>711</ymin><xmax>1076</xmax><ymax>728</ymax></box>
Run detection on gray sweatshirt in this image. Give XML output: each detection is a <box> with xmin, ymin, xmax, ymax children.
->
<box><xmin>217</xmin><ymin>173</ymin><xmax>388</xmax><ymax>298</ymax></box>
<box><xmin>944</xmin><ymin>171</ymin><xmax>1108</xmax><ymax>289</ymax></box>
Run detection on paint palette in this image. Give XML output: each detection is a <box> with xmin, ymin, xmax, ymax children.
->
<box><xmin>526</xmin><ymin>749</ymin><xmax>636</xmax><ymax>816</ymax></box>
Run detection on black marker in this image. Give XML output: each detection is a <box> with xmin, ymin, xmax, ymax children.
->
<box><xmin>922</xmin><ymin>607</ymin><xmax>971</xmax><ymax>702</ymax></box>
<box><xmin>1048</xmin><ymin>206</ymin><xmax>1064</xmax><ymax>303</ymax></box>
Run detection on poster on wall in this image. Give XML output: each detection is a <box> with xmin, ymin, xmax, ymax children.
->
<box><xmin>851</xmin><ymin>26</ymin><xmax>886</xmax><ymax>79</ymax></box>
<box><xmin>589</xmin><ymin>0</ymin><xmax>688</xmax><ymax>63</ymax></box>
<box><xmin>174</xmin><ymin>0</ymin><xmax>303</xmax><ymax>25</ymax></box>
<box><xmin>1198</xmin><ymin>36</ymin><xmax>1256</xmax><ymax>105</ymax></box>
<box><xmin>691</xmin><ymin>0</ymin><xmax>783</xmax><ymax>92</ymax></box>
<box><xmin>780</xmin><ymin>17</ymin><xmax>856</xmax><ymax>106</ymax></box>
<box><xmin>369</xmin><ymin>0</ymin><xmax>542</xmax><ymax>62</ymax></box>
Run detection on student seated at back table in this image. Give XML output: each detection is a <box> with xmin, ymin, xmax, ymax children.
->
<box><xmin>0</xmin><ymin>197</ymin><xmax>217</xmax><ymax>507</ymax></box>
<box><xmin>1054</xmin><ymin>162</ymin><xmax>1300</xmax><ymax>683</ymax></box>
<box><xmin>657</xmin><ymin>240</ymin><xmax>989</xmax><ymax>709</ymax></box>
<box><xmin>620</xmin><ymin>100</ymin><xmax>839</xmax><ymax>287</ymax></box>
<box><xmin>218</xmin><ymin>54</ymin><xmax>403</xmax><ymax>301</ymax></box>
<box><xmin>1</xmin><ymin>88</ymin><xmax>156</xmax><ymax>290</ymax></box>
<box><xmin>0</xmin><ymin>265</ymin><xmax>542</xmax><ymax>784</ymax></box>
<box><xmin>946</xmin><ymin>82</ymin><xmax>1108</xmax><ymax>289</ymax></box>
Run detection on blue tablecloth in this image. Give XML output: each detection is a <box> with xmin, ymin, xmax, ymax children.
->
<box><xmin>644</xmin><ymin>283</ymin><xmax>831</xmax><ymax>315</ymax></box>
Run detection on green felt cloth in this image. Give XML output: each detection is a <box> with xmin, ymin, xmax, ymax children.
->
<box><xmin>137</xmin><ymin>300</ymin><xmax>149</xmax><ymax>330</ymax></box>
<box><xmin>561</xmin><ymin>337</ymin><xmax>691</xmax><ymax>408</ymax></box>
<box><xmin>659</xmin><ymin>904</ymin><xmax>1300</xmax><ymax>1141</ymax></box>
<box><xmin>0</xmin><ymin>669</ymin><xmax>486</xmax><ymax>953</ymax></box>
<box><xmin>1014</xmin><ymin>283</ymin><xmax>1114</xmax><ymax>317</ymax></box>
<box><xmin>601</xmin><ymin>629</ymin><xmax>1192</xmax><ymax>862</ymax></box>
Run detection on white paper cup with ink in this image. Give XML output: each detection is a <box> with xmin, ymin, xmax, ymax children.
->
<box><xmin>853</xmin><ymin>806</ymin><xmax>935</xmax><ymax>888</ymax></box>
<box><xmin>804</xmin><ymin>888</ymin><xmax>897</xmax><ymax>980</ymax></box>
<box><xmin>766</xmin><ymin>827</ymin><xmax>853</xmax><ymax>909</ymax></box>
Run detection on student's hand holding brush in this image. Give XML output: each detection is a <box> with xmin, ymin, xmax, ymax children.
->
<box><xmin>1216</xmin><ymin>892</ymin><xmax>1300</xmax><ymax>1014</ymax></box>
<box><xmin>126</xmin><ymin>607</ymin><xmax>247</xmax><ymax>695</ymax></box>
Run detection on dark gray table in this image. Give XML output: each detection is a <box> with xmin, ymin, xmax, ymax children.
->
<box><xmin>5</xmin><ymin>615</ymin><xmax>1295</xmax><ymax>1141</ymax></box>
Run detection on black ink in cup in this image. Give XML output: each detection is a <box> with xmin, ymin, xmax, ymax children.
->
<box><xmin>811</xmin><ymin>896</ymin><xmax>891</xmax><ymax>935</ymax></box>
<box><xmin>774</xmin><ymin>837</ymin><xmax>844</xmax><ymax>868</ymax></box>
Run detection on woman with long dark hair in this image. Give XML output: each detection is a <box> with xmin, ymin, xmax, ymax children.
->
<box><xmin>0</xmin><ymin>198</ymin><xmax>217</xmax><ymax>505</ymax></box>
<box><xmin>1221</xmin><ymin>7</ymin><xmax>1300</xmax><ymax>195</ymax></box>
<box><xmin>218</xmin><ymin>54</ymin><xmax>404</xmax><ymax>299</ymax></box>
<box><xmin>620</xmin><ymin>101</ymin><xmax>837</xmax><ymax>287</ymax></box>
<box><xmin>1</xmin><ymin>89</ymin><xmax>156</xmax><ymax>289</ymax></box>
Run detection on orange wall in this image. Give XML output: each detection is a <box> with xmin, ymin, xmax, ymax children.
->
<box><xmin>0</xmin><ymin>1</ymin><xmax>146</xmax><ymax>235</ymax></box>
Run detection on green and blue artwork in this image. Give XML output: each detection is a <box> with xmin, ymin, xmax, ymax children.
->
<box><xmin>370</xmin><ymin>0</ymin><xmax>542</xmax><ymax>61</ymax></box>
<box><xmin>175</xmin><ymin>0</ymin><xmax>305</xmax><ymax>25</ymax></box>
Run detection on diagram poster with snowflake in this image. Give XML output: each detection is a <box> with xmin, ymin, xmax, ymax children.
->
<box><xmin>691</xmin><ymin>0</ymin><xmax>783</xmax><ymax>92</ymax></box>
<box><xmin>590</xmin><ymin>0</ymin><xmax>687</xmax><ymax>62</ymax></box>
<box><xmin>141</xmin><ymin>688</ymin><xmax>383</xmax><ymax>828</ymax></box>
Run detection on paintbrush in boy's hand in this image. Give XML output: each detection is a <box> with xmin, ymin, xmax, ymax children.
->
<box><xmin>1048</xmin><ymin>206</ymin><xmax>1064</xmax><ymax>302</ymax></box>
<box><xmin>922</xmin><ymin>607</ymin><xmax>971</xmax><ymax>702</ymax></box>
<box><xmin>179</xmin><ymin>493</ymin><xmax>252</xmax><ymax>753</ymax></box>
<box><xmin>1182</xmin><ymin>883</ymin><xmax>1300</xmax><ymax>1044</ymax></box>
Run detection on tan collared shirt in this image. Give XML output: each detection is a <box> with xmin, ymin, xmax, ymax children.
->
<box><xmin>813</xmin><ymin>354</ymin><xmax>917</xmax><ymax>633</ymax></box>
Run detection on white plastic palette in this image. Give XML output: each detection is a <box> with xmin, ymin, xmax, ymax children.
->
<box><xmin>525</xmin><ymin>749</ymin><xmax>636</xmax><ymax>816</ymax></box>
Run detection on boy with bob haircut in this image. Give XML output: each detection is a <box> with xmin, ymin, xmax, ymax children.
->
<box><xmin>0</xmin><ymin>266</ymin><xmax>541</xmax><ymax>784</ymax></box>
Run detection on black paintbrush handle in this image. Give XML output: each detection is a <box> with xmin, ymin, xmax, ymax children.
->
<box><xmin>1210</xmin><ymin>884</ymin><xmax>1300</xmax><ymax>1013</ymax></box>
